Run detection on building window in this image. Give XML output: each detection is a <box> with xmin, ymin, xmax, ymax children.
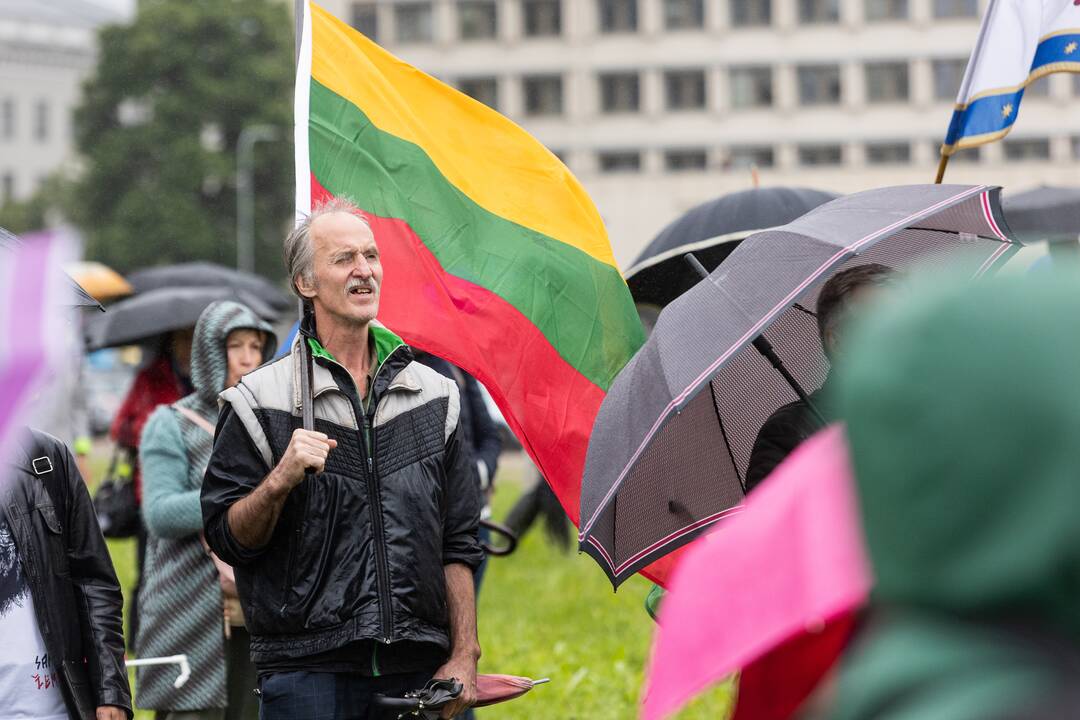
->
<box><xmin>663</xmin><ymin>0</ymin><xmax>705</xmax><ymax>29</ymax></box>
<box><xmin>1071</xmin><ymin>136</ymin><xmax>1080</xmax><ymax>159</ymax></box>
<box><xmin>33</xmin><ymin>100</ymin><xmax>48</xmax><ymax>142</ymax></box>
<box><xmin>1003</xmin><ymin>138</ymin><xmax>1051</xmax><ymax>162</ymax></box>
<box><xmin>458</xmin><ymin>76</ymin><xmax>499</xmax><ymax>109</ymax></box>
<box><xmin>731</xmin><ymin>0</ymin><xmax>771</xmax><ymax>26</ymax></box>
<box><xmin>665</xmin><ymin>69</ymin><xmax>707</xmax><ymax>110</ymax></box>
<box><xmin>865</xmin><ymin>62</ymin><xmax>909</xmax><ymax>103</ymax></box>
<box><xmin>395</xmin><ymin>2</ymin><xmax>433</xmax><ymax>43</ymax></box>
<box><xmin>866</xmin><ymin>141</ymin><xmax>910</xmax><ymax>164</ymax></box>
<box><xmin>351</xmin><ymin>3</ymin><xmax>378</xmax><ymax>39</ymax></box>
<box><xmin>598</xmin><ymin>150</ymin><xmax>641</xmax><ymax>172</ymax></box>
<box><xmin>933</xmin><ymin>0</ymin><xmax>977</xmax><ymax>18</ymax></box>
<box><xmin>1</xmin><ymin>99</ymin><xmax>14</xmax><ymax>140</ymax></box>
<box><xmin>598</xmin><ymin>0</ymin><xmax>638</xmax><ymax>33</ymax></box>
<box><xmin>523</xmin><ymin>74</ymin><xmax>563</xmax><ymax>115</ymax></box>
<box><xmin>865</xmin><ymin>0</ymin><xmax>907</xmax><ymax>20</ymax></box>
<box><xmin>932</xmin><ymin>58</ymin><xmax>967</xmax><ymax>100</ymax></box>
<box><xmin>730</xmin><ymin>66</ymin><xmax>773</xmax><ymax>108</ymax></box>
<box><xmin>524</xmin><ymin>0</ymin><xmax>561</xmax><ymax>36</ymax></box>
<box><xmin>600</xmin><ymin>72</ymin><xmax>641</xmax><ymax>113</ymax></box>
<box><xmin>798</xmin><ymin>0</ymin><xmax>839</xmax><ymax>23</ymax></box>
<box><xmin>797</xmin><ymin>64</ymin><xmax>842</xmax><ymax>105</ymax></box>
<box><xmin>1</xmin><ymin>172</ymin><xmax>13</xmax><ymax>202</ymax></box>
<box><xmin>458</xmin><ymin>1</ymin><xmax>498</xmax><ymax>39</ymax></box>
<box><xmin>798</xmin><ymin>144</ymin><xmax>843</xmax><ymax>166</ymax></box>
<box><xmin>1025</xmin><ymin>75</ymin><xmax>1050</xmax><ymax>98</ymax></box>
<box><xmin>727</xmin><ymin>145</ymin><xmax>774</xmax><ymax>168</ymax></box>
<box><xmin>665</xmin><ymin>148</ymin><xmax>708</xmax><ymax>171</ymax></box>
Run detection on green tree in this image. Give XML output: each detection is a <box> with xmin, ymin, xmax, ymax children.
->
<box><xmin>71</xmin><ymin>0</ymin><xmax>293</xmax><ymax>279</ymax></box>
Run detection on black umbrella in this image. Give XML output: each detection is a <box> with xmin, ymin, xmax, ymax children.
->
<box><xmin>626</xmin><ymin>187</ymin><xmax>839</xmax><ymax>308</ymax></box>
<box><xmin>0</xmin><ymin>226</ymin><xmax>104</xmax><ymax>311</ymax></box>
<box><xmin>579</xmin><ymin>184</ymin><xmax>1021</xmax><ymax>588</ymax></box>
<box><xmin>84</xmin><ymin>285</ymin><xmax>277</xmax><ymax>350</ymax></box>
<box><xmin>127</xmin><ymin>262</ymin><xmax>291</xmax><ymax>314</ymax></box>
<box><xmin>1001</xmin><ymin>186</ymin><xmax>1080</xmax><ymax>243</ymax></box>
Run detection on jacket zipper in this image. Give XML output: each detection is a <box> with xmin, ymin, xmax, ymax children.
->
<box><xmin>362</xmin><ymin>408</ymin><xmax>394</xmax><ymax>645</ymax></box>
<box><xmin>316</xmin><ymin>344</ymin><xmax>405</xmax><ymax>645</ymax></box>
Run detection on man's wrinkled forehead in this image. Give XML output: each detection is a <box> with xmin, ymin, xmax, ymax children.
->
<box><xmin>311</xmin><ymin>211</ymin><xmax>376</xmax><ymax>255</ymax></box>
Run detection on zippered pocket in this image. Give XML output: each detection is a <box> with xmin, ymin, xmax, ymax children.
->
<box><xmin>277</xmin><ymin>486</ymin><xmax>309</xmax><ymax>616</ymax></box>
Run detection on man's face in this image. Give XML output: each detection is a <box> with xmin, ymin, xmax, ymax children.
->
<box><xmin>824</xmin><ymin>284</ymin><xmax>886</xmax><ymax>360</ymax></box>
<box><xmin>298</xmin><ymin>212</ymin><xmax>382</xmax><ymax>327</ymax></box>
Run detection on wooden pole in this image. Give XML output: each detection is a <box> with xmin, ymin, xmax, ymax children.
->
<box><xmin>934</xmin><ymin>153</ymin><xmax>950</xmax><ymax>184</ymax></box>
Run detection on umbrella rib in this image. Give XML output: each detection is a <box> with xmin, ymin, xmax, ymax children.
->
<box><xmin>711</xmin><ymin>381</ymin><xmax>746</xmax><ymax>495</ymax></box>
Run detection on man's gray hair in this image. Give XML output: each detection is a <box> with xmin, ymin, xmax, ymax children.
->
<box><xmin>284</xmin><ymin>196</ymin><xmax>371</xmax><ymax>297</ymax></box>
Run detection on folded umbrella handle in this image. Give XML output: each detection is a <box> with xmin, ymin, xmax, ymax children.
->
<box><xmin>480</xmin><ymin>519</ymin><xmax>517</xmax><ymax>556</ymax></box>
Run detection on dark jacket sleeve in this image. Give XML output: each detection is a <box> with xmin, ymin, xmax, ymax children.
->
<box><xmin>744</xmin><ymin>407</ymin><xmax>809</xmax><ymax>494</ymax></box>
<box><xmin>463</xmin><ymin>375</ymin><xmax>501</xmax><ymax>488</ymax></box>
<box><xmin>201</xmin><ymin>406</ymin><xmax>273</xmax><ymax>566</ymax></box>
<box><xmin>441</xmin><ymin>418</ymin><xmax>484</xmax><ymax>570</ymax></box>
<box><xmin>60</xmin><ymin>442</ymin><xmax>133</xmax><ymax>716</ymax></box>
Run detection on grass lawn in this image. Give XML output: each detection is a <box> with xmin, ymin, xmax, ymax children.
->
<box><xmin>103</xmin><ymin>452</ymin><xmax>734</xmax><ymax>719</ymax></box>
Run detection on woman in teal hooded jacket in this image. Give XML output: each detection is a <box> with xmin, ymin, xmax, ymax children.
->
<box><xmin>136</xmin><ymin>301</ymin><xmax>276</xmax><ymax>720</ymax></box>
<box><xmin>830</xmin><ymin>270</ymin><xmax>1080</xmax><ymax>720</ymax></box>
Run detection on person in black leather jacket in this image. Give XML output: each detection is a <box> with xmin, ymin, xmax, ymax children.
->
<box><xmin>2</xmin><ymin>428</ymin><xmax>132</xmax><ymax>720</ymax></box>
<box><xmin>745</xmin><ymin>263</ymin><xmax>895</xmax><ymax>492</ymax></box>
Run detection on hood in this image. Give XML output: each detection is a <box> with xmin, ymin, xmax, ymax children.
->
<box><xmin>836</xmin><ymin>269</ymin><xmax>1080</xmax><ymax>640</ymax></box>
<box><xmin>190</xmin><ymin>300</ymin><xmax>277</xmax><ymax>405</ymax></box>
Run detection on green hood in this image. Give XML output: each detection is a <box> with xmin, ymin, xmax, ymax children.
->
<box><xmin>190</xmin><ymin>300</ymin><xmax>277</xmax><ymax>406</ymax></box>
<box><xmin>830</xmin><ymin>269</ymin><xmax>1080</xmax><ymax>719</ymax></box>
<box><xmin>837</xmin><ymin>270</ymin><xmax>1080</xmax><ymax>633</ymax></box>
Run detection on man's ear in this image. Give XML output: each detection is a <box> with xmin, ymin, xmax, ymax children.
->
<box><xmin>295</xmin><ymin>274</ymin><xmax>317</xmax><ymax>300</ymax></box>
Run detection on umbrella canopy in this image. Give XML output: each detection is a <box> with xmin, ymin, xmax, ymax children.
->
<box><xmin>579</xmin><ymin>184</ymin><xmax>1020</xmax><ymax>588</ymax></box>
<box><xmin>626</xmin><ymin>187</ymin><xmax>839</xmax><ymax>308</ymax></box>
<box><xmin>64</xmin><ymin>261</ymin><xmax>133</xmax><ymax>302</ymax></box>
<box><xmin>84</xmin><ymin>285</ymin><xmax>277</xmax><ymax>351</ymax></box>
<box><xmin>1001</xmin><ymin>185</ymin><xmax>1080</xmax><ymax>242</ymax></box>
<box><xmin>127</xmin><ymin>261</ymin><xmax>292</xmax><ymax>314</ymax></box>
<box><xmin>642</xmin><ymin>426</ymin><xmax>869</xmax><ymax>720</ymax></box>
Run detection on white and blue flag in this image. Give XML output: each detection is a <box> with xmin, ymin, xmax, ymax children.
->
<box><xmin>943</xmin><ymin>0</ymin><xmax>1080</xmax><ymax>155</ymax></box>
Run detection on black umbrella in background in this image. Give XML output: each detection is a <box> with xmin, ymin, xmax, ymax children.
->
<box><xmin>1001</xmin><ymin>186</ymin><xmax>1080</xmax><ymax>243</ymax></box>
<box><xmin>127</xmin><ymin>262</ymin><xmax>292</xmax><ymax>314</ymax></box>
<box><xmin>84</xmin><ymin>286</ymin><xmax>277</xmax><ymax>350</ymax></box>
<box><xmin>626</xmin><ymin>187</ymin><xmax>839</xmax><ymax>308</ymax></box>
<box><xmin>579</xmin><ymin>184</ymin><xmax>1021</xmax><ymax>588</ymax></box>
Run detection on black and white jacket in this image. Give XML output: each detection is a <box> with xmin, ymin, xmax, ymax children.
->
<box><xmin>200</xmin><ymin>324</ymin><xmax>483</xmax><ymax>665</ymax></box>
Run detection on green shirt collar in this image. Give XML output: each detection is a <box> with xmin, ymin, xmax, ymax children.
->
<box><xmin>306</xmin><ymin>326</ymin><xmax>405</xmax><ymax>396</ymax></box>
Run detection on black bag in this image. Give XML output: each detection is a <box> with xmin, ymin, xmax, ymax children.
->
<box><xmin>94</xmin><ymin>448</ymin><xmax>139</xmax><ymax>538</ymax></box>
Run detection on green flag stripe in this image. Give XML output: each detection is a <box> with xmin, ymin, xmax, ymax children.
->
<box><xmin>308</xmin><ymin>79</ymin><xmax>644</xmax><ymax>390</ymax></box>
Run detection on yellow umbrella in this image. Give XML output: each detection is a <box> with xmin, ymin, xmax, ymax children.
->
<box><xmin>64</xmin><ymin>261</ymin><xmax>133</xmax><ymax>302</ymax></box>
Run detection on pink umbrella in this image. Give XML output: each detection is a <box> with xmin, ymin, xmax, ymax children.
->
<box><xmin>641</xmin><ymin>426</ymin><xmax>872</xmax><ymax>720</ymax></box>
<box><xmin>475</xmin><ymin>674</ymin><xmax>549</xmax><ymax>707</ymax></box>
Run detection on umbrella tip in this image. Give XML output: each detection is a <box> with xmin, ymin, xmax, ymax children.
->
<box><xmin>533</xmin><ymin>678</ymin><xmax>551</xmax><ymax>685</ymax></box>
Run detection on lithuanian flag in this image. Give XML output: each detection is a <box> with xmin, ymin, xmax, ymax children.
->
<box><xmin>295</xmin><ymin>2</ymin><xmax>645</xmax><ymax>523</ymax></box>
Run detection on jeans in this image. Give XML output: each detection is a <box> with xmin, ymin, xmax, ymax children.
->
<box><xmin>258</xmin><ymin>670</ymin><xmax>436</xmax><ymax>720</ymax></box>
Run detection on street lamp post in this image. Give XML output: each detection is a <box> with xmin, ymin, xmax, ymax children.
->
<box><xmin>236</xmin><ymin>124</ymin><xmax>280</xmax><ymax>274</ymax></box>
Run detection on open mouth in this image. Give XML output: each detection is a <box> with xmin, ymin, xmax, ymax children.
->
<box><xmin>348</xmin><ymin>285</ymin><xmax>374</xmax><ymax>298</ymax></box>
